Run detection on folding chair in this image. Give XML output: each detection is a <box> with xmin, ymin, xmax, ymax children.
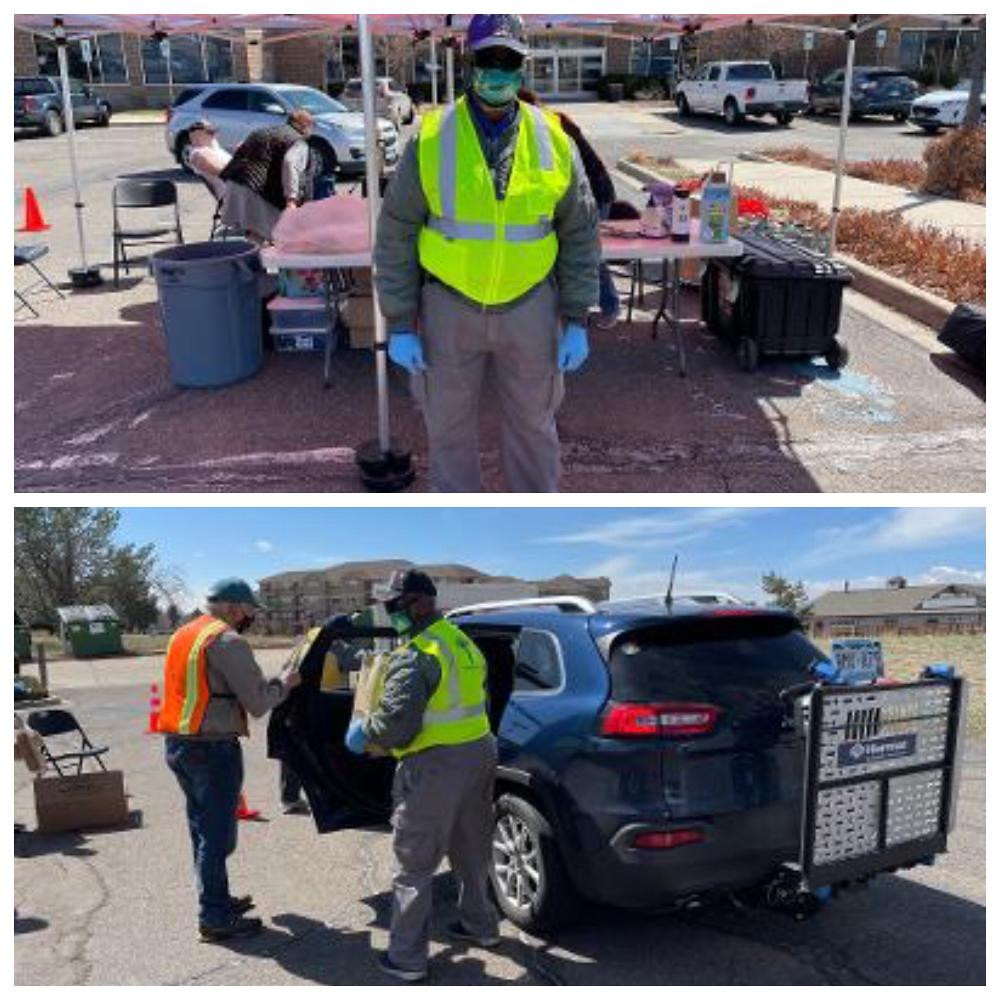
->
<box><xmin>14</xmin><ymin>244</ymin><xmax>65</xmax><ymax>317</ymax></box>
<box><xmin>112</xmin><ymin>178</ymin><xmax>184</xmax><ymax>286</ymax></box>
<box><xmin>26</xmin><ymin>709</ymin><xmax>109</xmax><ymax>777</ymax></box>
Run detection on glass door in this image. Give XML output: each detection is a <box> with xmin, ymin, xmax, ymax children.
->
<box><xmin>530</xmin><ymin>52</ymin><xmax>556</xmax><ymax>95</ymax></box>
<box><xmin>558</xmin><ymin>55</ymin><xmax>581</xmax><ymax>94</ymax></box>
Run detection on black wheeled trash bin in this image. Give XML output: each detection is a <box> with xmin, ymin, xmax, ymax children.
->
<box><xmin>152</xmin><ymin>240</ymin><xmax>264</xmax><ymax>388</ymax></box>
<box><xmin>702</xmin><ymin>231</ymin><xmax>853</xmax><ymax>373</ymax></box>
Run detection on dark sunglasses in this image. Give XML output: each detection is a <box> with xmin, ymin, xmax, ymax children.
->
<box><xmin>473</xmin><ymin>47</ymin><xmax>525</xmax><ymax>72</ymax></box>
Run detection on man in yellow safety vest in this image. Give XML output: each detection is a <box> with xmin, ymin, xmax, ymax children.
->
<box><xmin>345</xmin><ymin>569</ymin><xmax>498</xmax><ymax>982</ymax></box>
<box><xmin>374</xmin><ymin>13</ymin><xmax>600</xmax><ymax>493</ymax></box>
<box><xmin>160</xmin><ymin>578</ymin><xmax>301</xmax><ymax>942</ymax></box>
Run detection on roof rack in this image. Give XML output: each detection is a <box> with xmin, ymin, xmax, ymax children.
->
<box><xmin>446</xmin><ymin>595</ymin><xmax>597</xmax><ymax>618</ymax></box>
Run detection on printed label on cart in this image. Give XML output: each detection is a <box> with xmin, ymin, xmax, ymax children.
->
<box><xmin>837</xmin><ymin>734</ymin><xmax>917</xmax><ymax>768</ymax></box>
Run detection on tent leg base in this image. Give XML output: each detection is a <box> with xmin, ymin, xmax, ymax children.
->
<box><xmin>69</xmin><ymin>266</ymin><xmax>103</xmax><ymax>289</ymax></box>
<box><xmin>355</xmin><ymin>439</ymin><xmax>416</xmax><ymax>493</ymax></box>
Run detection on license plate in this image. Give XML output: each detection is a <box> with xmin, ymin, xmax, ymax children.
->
<box><xmin>295</xmin><ymin>335</ymin><xmax>316</xmax><ymax>350</ymax></box>
<box><xmin>831</xmin><ymin>639</ymin><xmax>884</xmax><ymax>685</ymax></box>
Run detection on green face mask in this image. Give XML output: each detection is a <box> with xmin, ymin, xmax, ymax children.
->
<box><xmin>389</xmin><ymin>611</ymin><xmax>412</xmax><ymax>635</ymax></box>
<box><xmin>472</xmin><ymin>67</ymin><xmax>523</xmax><ymax>107</ymax></box>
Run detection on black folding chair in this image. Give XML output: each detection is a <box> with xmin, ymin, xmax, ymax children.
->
<box><xmin>112</xmin><ymin>178</ymin><xmax>184</xmax><ymax>286</ymax></box>
<box><xmin>26</xmin><ymin>709</ymin><xmax>109</xmax><ymax>776</ymax></box>
<box><xmin>14</xmin><ymin>244</ymin><xmax>65</xmax><ymax>317</ymax></box>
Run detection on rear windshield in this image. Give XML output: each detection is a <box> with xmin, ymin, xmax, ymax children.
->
<box><xmin>726</xmin><ymin>64</ymin><xmax>774</xmax><ymax>81</ymax></box>
<box><xmin>608</xmin><ymin>616</ymin><xmax>821</xmax><ymax>707</ymax></box>
<box><xmin>16</xmin><ymin>79</ymin><xmax>55</xmax><ymax>96</ymax></box>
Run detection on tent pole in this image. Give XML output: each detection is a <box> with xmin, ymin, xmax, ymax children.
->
<box><xmin>430</xmin><ymin>34</ymin><xmax>438</xmax><ymax>105</ymax></box>
<box><xmin>53</xmin><ymin>21</ymin><xmax>100</xmax><ymax>286</ymax></box>
<box><xmin>358</xmin><ymin>13</ymin><xmax>391</xmax><ymax>457</ymax></box>
<box><xmin>829</xmin><ymin>16</ymin><xmax>858</xmax><ymax>256</ymax></box>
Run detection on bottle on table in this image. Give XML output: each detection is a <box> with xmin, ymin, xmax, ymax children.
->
<box><xmin>701</xmin><ymin>169</ymin><xmax>733</xmax><ymax>244</ymax></box>
<box><xmin>671</xmin><ymin>188</ymin><xmax>691</xmax><ymax>243</ymax></box>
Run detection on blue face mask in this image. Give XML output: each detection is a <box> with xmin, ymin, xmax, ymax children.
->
<box><xmin>472</xmin><ymin>67</ymin><xmax>523</xmax><ymax>107</ymax></box>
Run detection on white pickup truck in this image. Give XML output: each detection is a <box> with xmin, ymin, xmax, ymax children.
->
<box><xmin>675</xmin><ymin>61</ymin><xmax>809</xmax><ymax>127</ymax></box>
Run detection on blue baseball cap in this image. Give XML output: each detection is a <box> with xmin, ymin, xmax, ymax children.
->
<box><xmin>467</xmin><ymin>14</ymin><xmax>530</xmax><ymax>56</ymax></box>
<box><xmin>207</xmin><ymin>578</ymin><xmax>265</xmax><ymax>609</ymax></box>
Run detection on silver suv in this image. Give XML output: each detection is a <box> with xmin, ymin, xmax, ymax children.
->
<box><xmin>165</xmin><ymin>83</ymin><xmax>399</xmax><ymax>179</ymax></box>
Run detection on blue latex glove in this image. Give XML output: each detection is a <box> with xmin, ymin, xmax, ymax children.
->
<box><xmin>344</xmin><ymin>719</ymin><xmax>367</xmax><ymax>755</ymax></box>
<box><xmin>558</xmin><ymin>323</ymin><xmax>590</xmax><ymax>373</ymax></box>
<box><xmin>388</xmin><ymin>331</ymin><xmax>427</xmax><ymax>375</ymax></box>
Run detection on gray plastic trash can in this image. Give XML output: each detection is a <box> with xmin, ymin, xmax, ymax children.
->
<box><xmin>152</xmin><ymin>240</ymin><xmax>263</xmax><ymax>388</ymax></box>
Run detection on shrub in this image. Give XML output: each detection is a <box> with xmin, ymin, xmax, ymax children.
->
<box><xmin>923</xmin><ymin>126</ymin><xmax>986</xmax><ymax>202</ymax></box>
<box><xmin>597</xmin><ymin>74</ymin><xmax>669</xmax><ymax>101</ymax></box>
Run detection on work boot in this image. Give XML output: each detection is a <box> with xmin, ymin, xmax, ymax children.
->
<box><xmin>281</xmin><ymin>799</ymin><xmax>310</xmax><ymax>816</ymax></box>
<box><xmin>199</xmin><ymin>916</ymin><xmax>263</xmax><ymax>943</ymax></box>
<box><xmin>230</xmin><ymin>894</ymin><xmax>255</xmax><ymax>915</ymax></box>
<box><xmin>377</xmin><ymin>951</ymin><xmax>427</xmax><ymax>983</ymax></box>
<box><xmin>446</xmin><ymin>921</ymin><xmax>501</xmax><ymax>948</ymax></box>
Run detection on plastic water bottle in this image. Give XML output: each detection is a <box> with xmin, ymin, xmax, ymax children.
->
<box><xmin>670</xmin><ymin>189</ymin><xmax>691</xmax><ymax>243</ymax></box>
<box><xmin>640</xmin><ymin>193</ymin><xmax>666</xmax><ymax>238</ymax></box>
<box><xmin>701</xmin><ymin>169</ymin><xmax>732</xmax><ymax>244</ymax></box>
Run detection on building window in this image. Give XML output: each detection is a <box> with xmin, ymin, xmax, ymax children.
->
<box><xmin>629</xmin><ymin>39</ymin><xmax>676</xmax><ymax>78</ymax></box>
<box><xmin>898</xmin><ymin>27</ymin><xmax>981</xmax><ymax>77</ymax></box>
<box><xmin>142</xmin><ymin>34</ymin><xmax>233</xmax><ymax>85</ymax></box>
<box><xmin>35</xmin><ymin>33</ymin><xmax>129</xmax><ymax>84</ymax></box>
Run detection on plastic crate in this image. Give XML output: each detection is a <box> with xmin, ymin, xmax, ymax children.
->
<box><xmin>267</xmin><ymin>296</ymin><xmax>330</xmax><ymax>332</ymax></box>
<box><xmin>703</xmin><ymin>231</ymin><xmax>853</xmax><ymax>372</ymax></box>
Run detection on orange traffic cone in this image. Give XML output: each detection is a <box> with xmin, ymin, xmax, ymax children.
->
<box><xmin>146</xmin><ymin>682</ymin><xmax>161</xmax><ymax>734</ymax></box>
<box><xmin>236</xmin><ymin>792</ymin><xmax>262</xmax><ymax>822</ymax></box>
<box><xmin>18</xmin><ymin>187</ymin><xmax>50</xmax><ymax>233</ymax></box>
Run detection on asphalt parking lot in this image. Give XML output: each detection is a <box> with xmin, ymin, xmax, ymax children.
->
<box><xmin>14</xmin><ymin>112</ymin><xmax>985</xmax><ymax>493</ymax></box>
<box><xmin>14</xmin><ymin>651</ymin><xmax>986</xmax><ymax>986</ymax></box>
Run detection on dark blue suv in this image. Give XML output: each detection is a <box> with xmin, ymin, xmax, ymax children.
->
<box><xmin>269</xmin><ymin>598</ymin><xmax>826</xmax><ymax>932</ymax></box>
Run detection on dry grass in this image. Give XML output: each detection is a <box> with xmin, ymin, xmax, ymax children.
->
<box><xmin>817</xmin><ymin>633</ymin><xmax>986</xmax><ymax>738</ymax></box>
<box><xmin>760</xmin><ymin>146</ymin><xmax>927</xmax><ymax>191</ymax></box>
<box><xmin>736</xmin><ymin>184</ymin><xmax>986</xmax><ymax>304</ymax></box>
<box><xmin>923</xmin><ymin>126</ymin><xmax>987</xmax><ymax>204</ymax></box>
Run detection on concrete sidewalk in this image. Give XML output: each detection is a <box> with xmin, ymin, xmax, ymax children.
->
<box><xmin>676</xmin><ymin>156</ymin><xmax>987</xmax><ymax>246</ymax></box>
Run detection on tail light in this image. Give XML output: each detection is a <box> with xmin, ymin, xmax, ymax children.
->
<box><xmin>710</xmin><ymin>608</ymin><xmax>760</xmax><ymax>618</ymax></box>
<box><xmin>24</xmin><ymin>96</ymin><xmax>38</xmax><ymax>112</ymax></box>
<box><xmin>600</xmin><ymin>702</ymin><xmax>721</xmax><ymax>738</ymax></box>
<box><xmin>746</xmin><ymin>87</ymin><xmax>757</xmax><ymax>100</ymax></box>
<box><xmin>633</xmin><ymin>829</ymin><xmax>704</xmax><ymax>850</ymax></box>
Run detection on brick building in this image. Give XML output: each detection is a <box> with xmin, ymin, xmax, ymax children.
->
<box><xmin>258</xmin><ymin>560</ymin><xmax>610</xmax><ymax>634</ymax></box>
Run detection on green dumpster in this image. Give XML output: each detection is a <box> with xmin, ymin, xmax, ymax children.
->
<box><xmin>56</xmin><ymin>605</ymin><xmax>124</xmax><ymax>658</ymax></box>
<box><xmin>14</xmin><ymin>612</ymin><xmax>32</xmax><ymax>663</ymax></box>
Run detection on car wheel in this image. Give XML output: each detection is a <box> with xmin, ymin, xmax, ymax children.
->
<box><xmin>44</xmin><ymin>109</ymin><xmax>63</xmax><ymax>137</ymax></box>
<box><xmin>676</xmin><ymin>93</ymin><xmax>691</xmax><ymax>118</ymax></box>
<box><xmin>309</xmin><ymin>139</ymin><xmax>339</xmax><ymax>178</ymax></box>
<box><xmin>97</xmin><ymin>105</ymin><xmax>112</xmax><ymax>127</ymax></box>
<box><xmin>919</xmin><ymin>125</ymin><xmax>942</xmax><ymax>134</ymax></box>
<box><xmin>723</xmin><ymin>98</ymin><xmax>744</xmax><ymax>127</ymax></box>
<box><xmin>893</xmin><ymin>111</ymin><xmax>908</xmax><ymax>123</ymax></box>
<box><xmin>776</xmin><ymin>111</ymin><xmax>793</xmax><ymax>127</ymax></box>
<box><xmin>175</xmin><ymin>134</ymin><xmax>194</xmax><ymax>173</ymax></box>
<box><xmin>490</xmin><ymin>794</ymin><xmax>578</xmax><ymax>934</ymax></box>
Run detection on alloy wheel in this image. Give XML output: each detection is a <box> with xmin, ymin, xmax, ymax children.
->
<box><xmin>492</xmin><ymin>812</ymin><xmax>542</xmax><ymax>911</ymax></box>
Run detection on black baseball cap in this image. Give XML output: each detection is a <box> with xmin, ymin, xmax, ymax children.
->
<box><xmin>373</xmin><ymin>568</ymin><xmax>438</xmax><ymax>603</ymax></box>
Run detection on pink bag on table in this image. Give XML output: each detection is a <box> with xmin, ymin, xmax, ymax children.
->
<box><xmin>271</xmin><ymin>194</ymin><xmax>372</xmax><ymax>255</ymax></box>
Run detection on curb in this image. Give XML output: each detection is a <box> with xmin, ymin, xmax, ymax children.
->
<box><xmin>111</xmin><ymin>117</ymin><xmax>165</xmax><ymax>127</ymax></box>
<box><xmin>616</xmin><ymin>157</ymin><xmax>956</xmax><ymax>333</ymax></box>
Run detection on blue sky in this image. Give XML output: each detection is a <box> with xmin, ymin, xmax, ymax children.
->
<box><xmin>114</xmin><ymin>507</ymin><xmax>986</xmax><ymax>610</ymax></box>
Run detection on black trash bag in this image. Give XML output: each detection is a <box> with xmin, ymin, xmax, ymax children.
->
<box><xmin>938</xmin><ymin>303</ymin><xmax>986</xmax><ymax>374</ymax></box>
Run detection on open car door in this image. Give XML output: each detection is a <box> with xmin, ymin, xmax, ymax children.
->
<box><xmin>267</xmin><ymin>616</ymin><xmax>396</xmax><ymax>833</ymax></box>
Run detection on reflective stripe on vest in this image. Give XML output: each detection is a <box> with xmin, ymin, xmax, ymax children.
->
<box><xmin>159</xmin><ymin>615</ymin><xmax>230</xmax><ymax>735</ymax></box>
<box><xmin>393</xmin><ymin>619</ymin><xmax>490</xmax><ymax>759</ymax></box>
<box><xmin>417</xmin><ymin>97</ymin><xmax>573</xmax><ymax>306</ymax></box>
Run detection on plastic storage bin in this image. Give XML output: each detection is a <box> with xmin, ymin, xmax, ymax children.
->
<box><xmin>703</xmin><ymin>231</ymin><xmax>853</xmax><ymax>372</ymax></box>
<box><xmin>267</xmin><ymin>297</ymin><xmax>336</xmax><ymax>354</ymax></box>
<box><xmin>152</xmin><ymin>241</ymin><xmax>263</xmax><ymax>388</ymax></box>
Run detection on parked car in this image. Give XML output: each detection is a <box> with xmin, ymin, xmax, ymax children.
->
<box><xmin>338</xmin><ymin>76</ymin><xmax>416</xmax><ymax>128</ymax></box>
<box><xmin>14</xmin><ymin>76</ymin><xmax>112</xmax><ymax>136</ymax></box>
<box><xmin>165</xmin><ymin>82</ymin><xmax>400</xmax><ymax>179</ymax></box>
<box><xmin>277</xmin><ymin>596</ymin><xmax>860</xmax><ymax>931</ymax></box>
<box><xmin>675</xmin><ymin>61</ymin><xmax>809</xmax><ymax>126</ymax></box>
<box><xmin>807</xmin><ymin>67</ymin><xmax>918</xmax><ymax>122</ymax></box>
<box><xmin>910</xmin><ymin>79</ymin><xmax>986</xmax><ymax>133</ymax></box>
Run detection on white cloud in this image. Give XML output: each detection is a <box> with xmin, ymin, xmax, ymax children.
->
<box><xmin>253</xmin><ymin>540</ymin><xmax>275</xmax><ymax>553</ymax></box>
<box><xmin>538</xmin><ymin>508</ymin><xmax>764</xmax><ymax>548</ymax></box>
<box><xmin>803</xmin><ymin>565</ymin><xmax>986</xmax><ymax>600</ymax></box>
<box><xmin>917</xmin><ymin>566</ymin><xmax>986</xmax><ymax>586</ymax></box>
<box><xmin>808</xmin><ymin>508</ymin><xmax>985</xmax><ymax>564</ymax></box>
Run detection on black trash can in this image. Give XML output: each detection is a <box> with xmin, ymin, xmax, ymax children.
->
<box><xmin>152</xmin><ymin>240</ymin><xmax>264</xmax><ymax>388</ymax></box>
<box><xmin>703</xmin><ymin>231</ymin><xmax>853</xmax><ymax>372</ymax></box>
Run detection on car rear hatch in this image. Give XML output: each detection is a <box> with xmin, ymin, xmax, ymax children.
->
<box><xmin>598</xmin><ymin>612</ymin><xmax>820</xmax><ymax>888</ymax></box>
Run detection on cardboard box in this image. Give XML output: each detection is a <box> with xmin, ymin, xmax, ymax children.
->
<box><xmin>34</xmin><ymin>770</ymin><xmax>129</xmax><ymax>834</ymax></box>
<box><xmin>14</xmin><ymin>728</ymin><xmax>46</xmax><ymax>773</ymax></box>
<box><xmin>343</xmin><ymin>295</ymin><xmax>376</xmax><ymax>350</ymax></box>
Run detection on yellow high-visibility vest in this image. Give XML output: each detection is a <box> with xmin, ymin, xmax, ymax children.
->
<box><xmin>382</xmin><ymin>619</ymin><xmax>490</xmax><ymax>759</ymax></box>
<box><xmin>417</xmin><ymin>97</ymin><xmax>573</xmax><ymax>306</ymax></box>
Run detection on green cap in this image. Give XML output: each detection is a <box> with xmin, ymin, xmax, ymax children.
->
<box><xmin>207</xmin><ymin>578</ymin><xmax>265</xmax><ymax>609</ymax></box>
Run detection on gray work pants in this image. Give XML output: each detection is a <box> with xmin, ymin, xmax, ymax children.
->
<box><xmin>388</xmin><ymin>735</ymin><xmax>499</xmax><ymax>973</ymax></box>
<box><xmin>414</xmin><ymin>279</ymin><xmax>565</xmax><ymax>493</ymax></box>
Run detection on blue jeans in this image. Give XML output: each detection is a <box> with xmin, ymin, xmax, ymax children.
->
<box><xmin>597</xmin><ymin>202</ymin><xmax>621</xmax><ymax>319</ymax></box>
<box><xmin>165</xmin><ymin>736</ymin><xmax>243</xmax><ymax>928</ymax></box>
